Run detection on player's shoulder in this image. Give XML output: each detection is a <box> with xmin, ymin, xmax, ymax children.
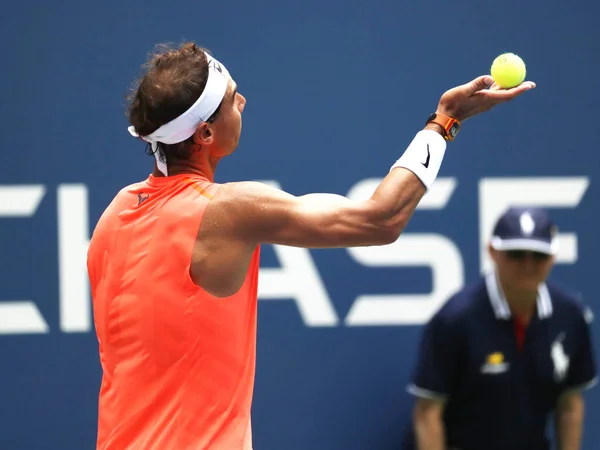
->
<box><xmin>102</xmin><ymin>180</ymin><xmax>149</xmax><ymax>212</ymax></box>
<box><xmin>92</xmin><ymin>180</ymin><xmax>150</xmax><ymax>226</ymax></box>
<box><xmin>546</xmin><ymin>280</ymin><xmax>594</xmax><ymax>324</ymax></box>
<box><xmin>210</xmin><ymin>180</ymin><xmax>290</xmax><ymax>210</ymax></box>
<box><xmin>433</xmin><ymin>278</ymin><xmax>488</xmax><ymax>326</ymax></box>
<box><xmin>115</xmin><ymin>180</ymin><xmax>148</xmax><ymax>198</ymax></box>
<box><xmin>109</xmin><ymin>175</ymin><xmax>215</xmax><ymax>209</ymax></box>
<box><xmin>217</xmin><ymin>180</ymin><xmax>285</xmax><ymax>197</ymax></box>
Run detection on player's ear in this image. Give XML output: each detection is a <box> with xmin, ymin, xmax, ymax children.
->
<box><xmin>488</xmin><ymin>243</ymin><xmax>498</xmax><ymax>262</ymax></box>
<box><xmin>193</xmin><ymin>123</ymin><xmax>214</xmax><ymax>145</ymax></box>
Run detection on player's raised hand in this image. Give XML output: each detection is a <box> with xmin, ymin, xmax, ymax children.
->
<box><xmin>435</xmin><ymin>75</ymin><xmax>536</xmax><ymax>122</ymax></box>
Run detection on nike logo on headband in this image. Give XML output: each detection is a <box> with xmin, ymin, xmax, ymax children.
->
<box><xmin>209</xmin><ymin>60</ymin><xmax>224</xmax><ymax>74</ymax></box>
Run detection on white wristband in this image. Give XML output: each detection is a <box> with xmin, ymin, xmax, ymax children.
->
<box><xmin>390</xmin><ymin>130</ymin><xmax>447</xmax><ymax>190</ymax></box>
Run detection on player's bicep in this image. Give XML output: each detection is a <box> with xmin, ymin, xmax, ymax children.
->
<box><xmin>227</xmin><ymin>182</ymin><xmax>394</xmax><ymax>248</ymax></box>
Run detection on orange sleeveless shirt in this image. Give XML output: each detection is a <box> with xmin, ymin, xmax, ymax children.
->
<box><xmin>87</xmin><ymin>174</ymin><xmax>260</xmax><ymax>450</ymax></box>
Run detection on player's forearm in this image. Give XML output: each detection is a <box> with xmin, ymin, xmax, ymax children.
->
<box><xmin>414</xmin><ymin>415</ymin><xmax>446</xmax><ymax>450</ymax></box>
<box><xmin>361</xmin><ymin>164</ymin><xmax>426</xmax><ymax>242</ymax></box>
<box><xmin>366</xmin><ymin>124</ymin><xmax>446</xmax><ymax>239</ymax></box>
<box><xmin>555</xmin><ymin>394</ymin><xmax>584</xmax><ymax>450</ymax></box>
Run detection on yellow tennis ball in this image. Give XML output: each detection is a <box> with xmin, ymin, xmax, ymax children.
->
<box><xmin>490</xmin><ymin>53</ymin><xmax>526</xmax><ymax>88</ymax></box>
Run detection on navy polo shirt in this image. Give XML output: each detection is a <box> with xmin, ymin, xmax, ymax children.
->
<box><xmin>403</xmin><ymin>272</ymin><xmax>597</xmax><ymax>450</ymax></box>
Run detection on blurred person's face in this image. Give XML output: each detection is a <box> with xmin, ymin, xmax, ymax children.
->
<box><xmin>489</xmin><ymin>246</ymin><xmax>554</xmax><ymax>292</ymax></box>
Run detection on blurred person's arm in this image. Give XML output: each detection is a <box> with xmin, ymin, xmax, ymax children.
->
<box><xmin>554</xmin><ymin>303</ymin><xmax>597</xmax><ymax>450</ymax></box>
<box><xmin>406</xmin><ymin>300</ymin><xmax>464</xmax><ymax>450</ymax></box>
<box><xmin>555</xmin><ymin>391</ymin><xmax>584</xmax><ymax>450</ymax></box>
<box><xmin>413</xmin><ymin>398</ymin><xmax>446</xmax><ymax>450</ymax></box>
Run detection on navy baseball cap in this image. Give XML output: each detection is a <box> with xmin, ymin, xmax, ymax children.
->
<box><xmin>490</xmin><ymin>207</ymin><xmax>559</xmax><ymax>255</ymax></box>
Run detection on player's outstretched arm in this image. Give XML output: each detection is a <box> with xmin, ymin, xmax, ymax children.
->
<box><xmin>224</xmin><ymin>165</ymin><xmax>426</xmax><ymax>248</ymax></box>
<box><xmin>224</xmin><ymin>76</ymin><xmax>535</xmax><ymax>249</ymax></box>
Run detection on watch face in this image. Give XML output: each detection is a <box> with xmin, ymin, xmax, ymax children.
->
<box><xmin>449</xmin><ymin>123</ymin><xmax>460</xmax><ymax>138</ymax></box>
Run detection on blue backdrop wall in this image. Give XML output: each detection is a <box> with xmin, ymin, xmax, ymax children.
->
<box><xmin>1</xmin><ymin>1</ymin><xmax>599</xmax><ymax>449</ymax></box>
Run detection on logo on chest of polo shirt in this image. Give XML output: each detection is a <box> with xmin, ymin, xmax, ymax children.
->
<box><xmin>551</xmin><ymin>333</ymin><xmax>570</xmax><ymax>382</ymax></box>
<box><xmin>481</xmin><ymin>352</ymin><xmax>509</xmax><ymax>375</ymax></box>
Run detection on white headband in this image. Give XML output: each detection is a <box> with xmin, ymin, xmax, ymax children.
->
<box><xmin>128</xmin><ymin>51</ymin><xmax>230</xmax><ymax>175</ymax></box>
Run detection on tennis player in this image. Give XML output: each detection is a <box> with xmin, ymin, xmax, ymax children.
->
<box><xmin>86</xmin><ymin>42</ymin><xmax>535</xmax><ymax>449</ymax></box>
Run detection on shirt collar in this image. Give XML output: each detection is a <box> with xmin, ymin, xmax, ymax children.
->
<box><xmin>484</xmin><ymin>271</ymin><xmax>553</xmax><ymax>320</ymax></box>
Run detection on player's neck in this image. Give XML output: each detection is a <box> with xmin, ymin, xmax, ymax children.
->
<box><xmin>153</xmin><ymin>150</ymin><xmax>221</xmax><ymax>182</ymax></box>
<box><xmin>502</xmin><ymin>283</ymin><xmax>538</xmax><ymax>324</ymax></box>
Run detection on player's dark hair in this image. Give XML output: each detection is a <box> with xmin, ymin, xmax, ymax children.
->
<box><xmin>126</xmin><ymin>42</ymin><xmax>222</xmax><ymax>164</ymax></box>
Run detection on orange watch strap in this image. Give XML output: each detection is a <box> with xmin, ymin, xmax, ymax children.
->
<box><xmin>427</xmin><ymin>113</ymin><xmax>461</xmax><ymax>141</ymax></box>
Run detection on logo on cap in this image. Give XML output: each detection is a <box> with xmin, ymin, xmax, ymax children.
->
<box><xmin>519</xmin><ymin>212</ymin><xmax>535</xmax><ymax>236</ymax></box>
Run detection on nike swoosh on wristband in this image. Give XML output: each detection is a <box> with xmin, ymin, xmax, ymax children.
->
<box><xmin>422</xmin><ymin>144</ymin><xmax>430</xmax><ymax>168</ymax></box>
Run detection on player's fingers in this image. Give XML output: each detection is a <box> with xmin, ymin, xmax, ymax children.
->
<box><xmin>508</xmin><ymin>80</ymin><xmax>536</xmax><ymax>92</ymax></box>
<box><xmin>480</xmin><ymin>81</ymin><xmax>536</xmax><ymax>101</ymax></box>
<box><xmin>463</xmin><ymin>75</ymin><xmax>495</xmax><ymax>94</ymax></box>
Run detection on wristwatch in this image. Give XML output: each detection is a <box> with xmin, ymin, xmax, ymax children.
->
<box><xmin>426</xmin><ymin>113</ymin><xmax>461</xmax><ymax>141</ymax></box>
